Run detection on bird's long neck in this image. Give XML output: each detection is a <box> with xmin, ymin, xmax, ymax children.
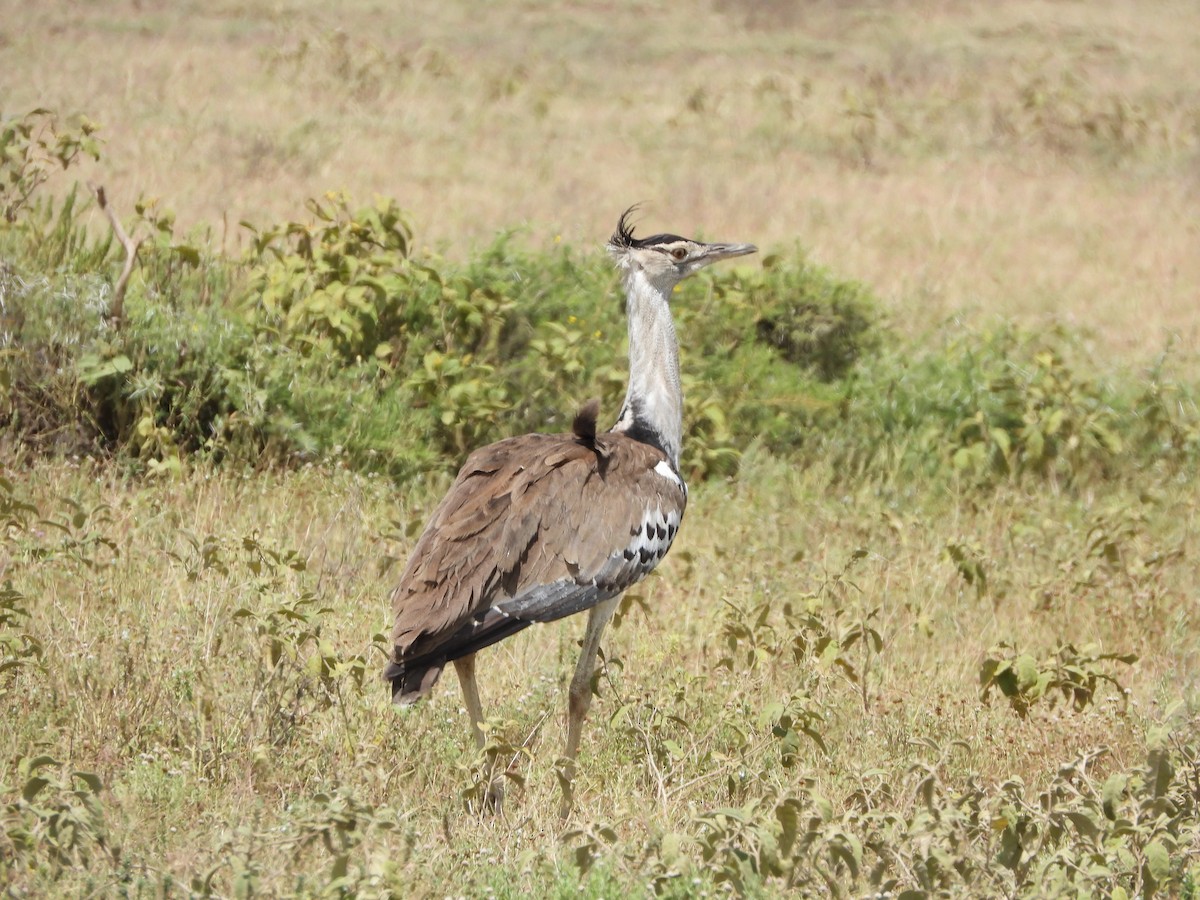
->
<box><xmin>612</xmin><ymin>268</ymin><xmax>683</xmax><ymax>469</ymax></box>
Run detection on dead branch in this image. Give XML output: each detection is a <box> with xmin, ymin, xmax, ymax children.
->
<box><xmin>88</xmin><ymin>182</ymin><xmax>142</xmax><ymax>327</ymax></box>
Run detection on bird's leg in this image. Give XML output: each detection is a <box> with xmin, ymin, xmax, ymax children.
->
<box><xmin>453</xmin><ymin>654</ymin><xmax>503</xmax><ymax>810</ymax></box>
<box><xmin>453</xmin><ymin>654</ymin><xmax>487</xmax><ymax>751</ymax></box>
<box><xmin>559</xmin><ymin>595</ymin><xmax>620</xmax><ymax>817</ymax></box>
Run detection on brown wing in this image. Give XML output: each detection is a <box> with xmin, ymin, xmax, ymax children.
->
<box><xmin>386</xmin><ymin>428</ymin><xmax>687</xmax><ymax>701</ymax></box>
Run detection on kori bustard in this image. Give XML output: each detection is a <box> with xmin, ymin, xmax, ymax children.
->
<box><xmin>386</xmin><ymin>208</ymin><xmax>756</xmax><ymax>810</ymax></box>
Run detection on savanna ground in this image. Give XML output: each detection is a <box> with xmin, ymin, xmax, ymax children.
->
<box><xmin>2</xmin><ymin>0</ymin><xmax>1200</xmax><ymax>896</ymax></box>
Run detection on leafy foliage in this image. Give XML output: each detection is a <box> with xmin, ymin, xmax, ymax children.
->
<box><xmin>820</xmin><ymin>324</ymin><xmax>1200</xmax><ymax>486</ymax></box>
<box><xmin>749</xmin><ymin>253</ymin><xmax>880</xmax><ymax>380</ymax></box>
<box><xmin>1</xmin><ymin>757</ymin><xmax>117</xmax><ymax>882</ymax></box>
<box><xmin>686</xmin><ymin>734</ymin><xmax>1200</xmax><ymax>897</ymax></box>
<box><xmin>0</xmin><ymin>109</ymin><xmax>101</xmax><ymax>224</ymax></box>
<box><xmin>980</xmin><ymin>641</ymin><xmax>1137</xmax><ymax>718</ymax></box>
<box><xmin>6</xmin><ymin>130</ymin><xmax>1200</xmax><ymax>489</ymax></box>
<box><xmin>0</xmin><ymin>582</ymin><xmax>42</xmax><ymax>688</ymax></box>
<box><xmin>0</xmin><ymin>473</ymin><xmax>43</xmax><ymax>692</ymax></box>
<box><xmin>241</xmin><ymin>193</ymin><xmax>417</xmax><ymax>361</ymax></box>
<box><xmin>2</xmin><ymin>174</ymin><xmax>894</xmax><ymax>481</ymax></box>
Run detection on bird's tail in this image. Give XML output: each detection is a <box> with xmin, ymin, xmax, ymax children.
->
<box><xmin>384</xmin><ymin>658</ymin><xmax>445</xmax><ymax>705</ymax></box>
<box><xmin>385</xmin><ymin>609</ymin><xmax>538</xmax><ymax>705</ymax></box>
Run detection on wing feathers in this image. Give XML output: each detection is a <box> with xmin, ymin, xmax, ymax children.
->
<box><xmin>499</xmin><ymin>579</ymin><xmax>615</xmax><ymax>623</ymax></box>
<box><xmin>388</xmin><ymin>428</ymin><xmax>687</xmax><ymax>697</ymax></box>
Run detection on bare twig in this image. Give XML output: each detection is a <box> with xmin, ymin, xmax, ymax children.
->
<box><xmin>88</xmin><ymin>182</ymin><xmax>142</xmax><ymax>326</ymax></box>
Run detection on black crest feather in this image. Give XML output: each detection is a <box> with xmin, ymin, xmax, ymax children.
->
<box><xmin>610</xmin><ymin>206</ymin><xmax>640</xmax><ymax>250</ymax></box>
<box><xmin>609</xmin><ymin>205</ymin><xmax>689</xmax><ymax>251</ymax></box>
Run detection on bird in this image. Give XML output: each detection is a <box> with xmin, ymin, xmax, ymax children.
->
<box><xmin>385</xmin><ymin>207</ymin><xmax>756</xmax><ymax>811</ymax></box>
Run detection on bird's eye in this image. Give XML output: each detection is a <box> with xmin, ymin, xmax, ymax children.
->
<box><xmin>670</xmin><ymin>247</ymin><xmax>687</xmax><ymax>261</ymax></box>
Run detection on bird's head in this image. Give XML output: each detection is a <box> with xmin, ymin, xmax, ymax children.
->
<box><xmin>606</xmin><ymin>206</ymin><xmax>757</xmax><ymax>294</ymax></box>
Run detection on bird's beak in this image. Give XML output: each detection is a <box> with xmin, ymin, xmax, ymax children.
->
<box><xmin>700</xmin><ymin>241</ymin><xmax>758</xmax><ymax>263</ymax></box>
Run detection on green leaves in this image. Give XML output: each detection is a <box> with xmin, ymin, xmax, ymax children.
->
<box><xmin>687</xmin><ymin>737</ymin><xmax>1200</xmax><ymax>897</ymax></box>
<box><xmin>943</xmin><ymin>336</ymin><xmax>1129</xmax><ymax>483</ymax></box>
<box><xmin>2</xmin><ymin>756</ymin><xmax>117</xmax><ymax>878</ymax></box>
<box><xmin>76</xmin><ymin>352</ymin><xmax>132</xmax><ymax>386</ymax></box>
<box><xmin>0</xmin><ymin>581</ymin><xmax>43</xmax><ymax>685</ymax></box>
<box><xmin>1</xmin><ymin>109</ymin><xmax>102</xmax><ymax>223</ymax></box>
<box><xmin>763</xmin><ymin>691</ymin><xmax>828</xmax><ymax>762</ymax></box>
<box><xmin>240</xmin><ymin>193</ymin><xmax>416</xmax><ymax>361</ymax></box>
<box><xmin>749</xmin><ymin>260</ymin><xmax>880</xmax><ymax>381</ymax></box>
<box><xmin>945</xmin><ymin>539</ymin><xmax>989</xmax><ymax>598</ymax></box>
<box><xmin>980</xmin><ymin>640</ymin><xmax>1137</xmax><ymax>718</ymax></box>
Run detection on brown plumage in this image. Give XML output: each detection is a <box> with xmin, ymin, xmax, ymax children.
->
<box><xmin>384</xmin><ymin>209</ymin><xmax>754</xmax><ymax>814</ymax></box>
<box><xmin>386</xmin><ymin>404</ymin><xmax>686</xmax><ymax>703</ymax></box>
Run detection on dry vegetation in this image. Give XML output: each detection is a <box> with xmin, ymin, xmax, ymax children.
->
<box><xmin>3</xmin><ymin>0</ymin><xmax>1200</xmax><ymax>896</ymax></box>
<box><xmin>4</xmin><ymin>449</ymin><xmax>1198</xmax><ymax>896</ymax></box>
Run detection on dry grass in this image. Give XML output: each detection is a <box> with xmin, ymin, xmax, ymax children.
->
<box><xmin>3</xmin><ymin>0</ymin><xmax>1199</xmax><ymax>357</ymax></box>
<box><xmin>3</xmin><ymin>447</ymin><xmax>1197</xmax><ymax>894</ymax></box>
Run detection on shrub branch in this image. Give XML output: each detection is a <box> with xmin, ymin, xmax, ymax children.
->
<box><xmin>89</xmin><ymin>182</ymin><xmax>142</xmax><ymax>326</ymax></box>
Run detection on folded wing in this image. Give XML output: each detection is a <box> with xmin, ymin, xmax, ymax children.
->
<box><xmin>387</xmin><ymin>427</ymin><xmax>687</xmax><ymax>703</ymax></box>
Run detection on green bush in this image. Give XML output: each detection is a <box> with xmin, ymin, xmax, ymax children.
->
<box><xmin>748</xmin><ymin>253</ymin><xmax>881</xmax><ymax>380</ymax></box>
<box><xmin>659</xmin><ymin>251</ymin><xmax>884</xmax><ymax>475</ymax></box>
<box><xmin>240</xmin><ymin>193</ymin><xmax>420</xmax><ymax>361</ymax></box>
<box><xmin>2</xmin><ymin>172</ymin><xmax>893</xmax><ymax>481</ymax></box>
<box><xmin>3</xmin><ymin>115</ymin><xmax>1198</xmax><ymax>487</ymax></box>
<box><xmin>813</xmin><ymin>324</ymin><xmax>1196</xmax><ymax>486</ymax></box>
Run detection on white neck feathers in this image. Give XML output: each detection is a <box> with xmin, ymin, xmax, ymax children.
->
<box><xmin>612</xmin><ymin>267</ymin><xmax>683</xmax><ymax>469</ymax></box>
